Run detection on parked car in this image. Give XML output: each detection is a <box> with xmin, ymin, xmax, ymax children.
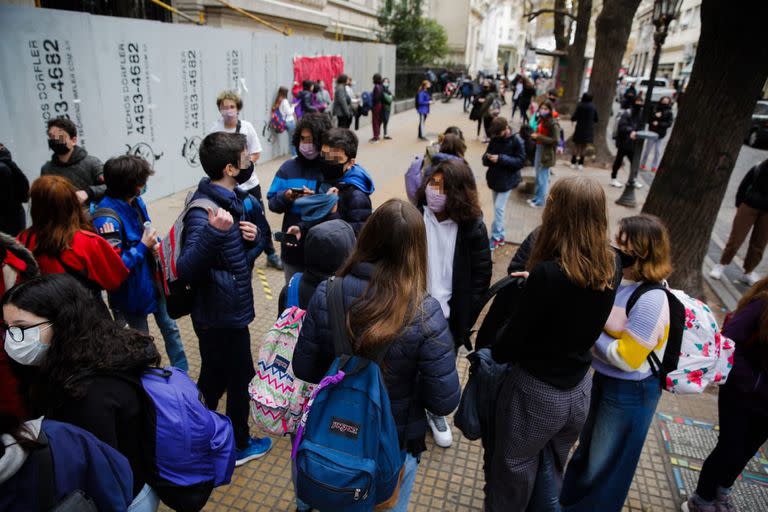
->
<box><xmin>616</xmin><ymin>77</ymin><xmax>676</xmax><ymax>104</ymax></box>
<box><xmin>745</xmin><ymin>100</ymin><xmax>768</xmax><ymax>148</ymax></box>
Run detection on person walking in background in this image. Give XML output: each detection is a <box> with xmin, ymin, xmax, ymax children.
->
<box><xmin>296</xmin><ymin>80</ymin><xmax>317</xmax><ymax>115</ymax></box>
<box><xmin>0</xmin><ymin>144</ymin><xmax>30</xmax><ymax>236</ymax></box>
<box><xmin>461</xmin><ymin>74</ymin><xmax>474</xmax><ymax>113</ymax></box>
<box><xmin>18</xmin><ymin>175</ymin><xmax>128</xmax><ymax>305</ymax></box>
<box><xmin>487</xmin><ymin>176</ymin><xmax>620</xmax><ymax>511</ymax></box>
<box><xmin>332</xmin><ymin>74</ymin><xmax>353</xmax><ymax>129</ymax></box>
<box><xmin>622</xmin><ymin>81</ymin><xmax>638</xmax><ymax>109</ymax></box>
<box><xmin>415</xmin><ymin>159</ymin><xmax>491</xmax><ymax>449</ymax></box>
<box><xmin>382</xmin><ymin>77</ymin><xmax>394</xmax><ymax>140</ymax></box>
<box><xmin>345</xmin><ymin>76</ymin><xmax>362</xmax><ymax>131</ymax></box>
<box><xmin>274</xmin><ymin>87</ymin><xmax>297</xmax><ymax>156</ymax></box>
<box><xmin>370</xmin><ymin>73</ymin><xmax>384</xmax><ymax>143</ymax></box>
<box><xmin>640</xmin><ymin>95</ymin><xmax>674</xmax><ymax>172</ymax></box>
<box><xmin>483</xmin><ymin>116</ymin><xmax>526</xmax><ymax>250</ymax></box>
<box><xmin>683</xmin><ymin>277</ymin><xmax>768</xmax><ymax>512</ymax></box>
<box><xmin>293</xmin><ymin>199</ymin><xmax>461</xmax><ymax>511</ymax></box>
<box><xmin>91</xmin><ymin>155</ymin><xmax>189</xmax><ymax>372</ymax></box>
<box><xmin>315</xmin><ymin>80</ymin><xmax>332</xmax><ymax>113</ymax></box>
<box><xmin>417</xmin><ymin>80</ymin><xmax>432</xmax><ymax>141</ymax></box>
<box><xmin>528</xmin><ymin>101</ymin><xmax>560</xmax><ymax>208</ymax></box>
<box><xmin>176</xmin><ymin>132</ymin><xmax>272</xmax><ymax>466</ymax></box>
<box><xmin>517</xmin><ymin>78</ymin><xmax>536</xmax><ymax>124</ymax></box>
<box><xmin>561</xmin><ymin>214</ymin><xmax>673</xmax><ymax>511</ymax></box>
<box><xmin>611</xmin><ymin>96</ymin><xmax>645</xmax><ymax>188</ymax></box>
<box><xmin>710</xmin><ymin>159</ymin><xmax>768</xmax><ymax>285</ymax></box>
<box><xmin>571</xmin><ymin>93</ymin><xmax>598</xmax><ymax>170</ymax></box>
<box><xmin>41</xmin><ymin>117</ymin><xmax>105</xmax><ymax>205</ymax></box>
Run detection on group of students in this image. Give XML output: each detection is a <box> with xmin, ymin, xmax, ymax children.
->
<box><xmin>2</xmin><ymin>92</ymin><xmax>767</xmax><ymax>512</ymax></box>
<box><xmin>282</xmin><ymin>74</ymin><xmax>395</xmax><ymax>147</ymax></box>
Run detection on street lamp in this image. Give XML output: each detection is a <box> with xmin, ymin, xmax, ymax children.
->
<box><xmin>616</xmin><ymin>0</ymin><xmax>682</xmax><ymax>208</ymax></box>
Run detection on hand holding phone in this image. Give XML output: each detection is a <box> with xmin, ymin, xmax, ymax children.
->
<box><xmin>274</xmin><ymin>231</ymin><xmax>299</xmax><ymax>245</ymax></box>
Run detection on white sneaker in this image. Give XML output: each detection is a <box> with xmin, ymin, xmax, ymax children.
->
<box><xmin>578</xmin><ymin>164</ymin><xmax>584</xmax><ymax>170</ymax></box>
<box><xmin>570</xmin><ymin>163</ymin><xmax>576</xmax><ymax>169</ymax></box>
<box><xmin>633</xmin><ymin>180</ymin><xmax>644</xmax><ymax>189</ymax></box>
<box><xmin>709</xmin><ymin>264</ymin><xmax>725</xmax><ymax>280</ymax></box>
<box><xmin>610</xmin><ymin>179</ymin><xmax>623</xmax><ymax>188</ymax></box>
<box><xmin>426</xmin><ymin>411</ymin><xmax>453</xmax><ymax>448</ymax></box>
<box><xmin>743</xmin><ymin>272</ymin><xmax>761</xmax><ymax>286</ymax></box>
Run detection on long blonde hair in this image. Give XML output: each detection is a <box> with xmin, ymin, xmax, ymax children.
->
<box><xmin>338</xmin><ymin>199</ymin><xmax>427</xmax><ymax>356</ymax></box>
<box><xmin>527</xmin><ymin>176</ymin><xmax>616</xmax><ymax>290</ymax></box>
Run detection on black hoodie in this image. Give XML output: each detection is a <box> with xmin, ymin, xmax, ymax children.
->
<box><xmin>277</xmin><ymin>219</ymin><xmax>356</xmax><ymax>313</ymax></box>
<box><xmin>40</xmin><ymin>145</ymin><xmax>105</xmax><ymax>201</ymax></box>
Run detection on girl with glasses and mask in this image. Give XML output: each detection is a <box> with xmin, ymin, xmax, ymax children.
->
<box><xmin>2</xmin><ymin>273</ymin><xmax>162</xmax><ymax>510</ymax></box>
<box><xmin>415</xmin><ymin>158</ymin><xmax>492</xmax><ymax>449</ymax></box>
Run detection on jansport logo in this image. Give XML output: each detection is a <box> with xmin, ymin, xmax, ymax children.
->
<box><xmin>329</xmin><ymin>417</ymin><xmax>360</xmax><ymax>439</ymax></box>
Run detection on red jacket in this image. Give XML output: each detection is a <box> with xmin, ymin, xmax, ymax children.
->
<box><xmin>18</xmin><ymin>230</ymin><xmax>129</xmax><ymax>291</ymax></box>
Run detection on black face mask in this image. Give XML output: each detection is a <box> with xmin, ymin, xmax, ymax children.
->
<box><xmin>321</xmin><ymin>159</ymin><xmax>347</xmax><ymax>181</ymax></box>
<box><xmin>234</xmin><ymin>162</ymin><xmax>254</xmax><ymax>185</ymax></box>
<box><xmin>48</xmin><ymin>139</ymin><xmax>70</xmax><ymax>155</ymax></box>
<box><xmin>618</xmin><ymin>249</ymin><xmax>637</xmax><ymax>268</ymax></box>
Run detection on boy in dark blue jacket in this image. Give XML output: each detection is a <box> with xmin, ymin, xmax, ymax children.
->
<box><xmin>92</xmin><ymin>155</ymin><xmax>188</xmax><ymax>371</ymax></box>
<box><xmin>176</xmin><ymin>131</ymin><xmax>272</xmax><ymax>466</ymax></box>
<box><xmin>286</xmin><ymin>128</ymin><xmax>375</xmax><ymax>241</ymax></box>
<box><xmin>482</xmin><ymin>116</ymin><xmax>525</xmax><ymax>250</ymax></box>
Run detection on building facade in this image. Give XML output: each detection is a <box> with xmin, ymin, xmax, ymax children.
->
<box><xmin>496</xmin><ymin>0</ymin><xmax>529</xmax><ymax>75</ymax></box>
<box><xmin>627</xmin><ymin>0</ymin><xmax>700</xmax><ymax>82</ymax></box>
<box><xmin>175</xmin><ymin>0</ymin><xmax>384</xmax><ymax>41</ymax></box>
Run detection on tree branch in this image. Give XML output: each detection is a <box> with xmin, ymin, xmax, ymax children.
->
<box><xmin>524</xmin><ymin>8</ymin><xmax>576</xmax><ymax>22</ymax></box>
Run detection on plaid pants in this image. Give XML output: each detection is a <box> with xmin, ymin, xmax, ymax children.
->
<box><xmin>485</xmin><ymin>366</ymin><xmax>591</xmax><ymax>511</ymax></box>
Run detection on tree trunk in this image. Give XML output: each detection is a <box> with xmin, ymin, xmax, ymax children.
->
<box><xmin>642</xmin><ymin>1</ymin><xmax>768</xmax><ymax>298</ymax></box>
<box><xmin>588</xmin><ymin>0</ymin><xmax>641</xmax><ymax>164</ymax></box>
<box><xmin>558</xmin><ymin>0</ymin><xmax>592</xmax><ymax>116</ymax></box>
<box><xmin>554</xmin><ymin>0</ymin><xmax>568</xmax><ymax>52</ymax></box>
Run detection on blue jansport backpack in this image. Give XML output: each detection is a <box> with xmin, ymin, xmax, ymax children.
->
<box><xmin>360</xmin><ymin>91</ymin><xmax>373</xmax><ymax>116</ymax></box>
<box><xmin>292</xmin><ymin>277</ymin><xmax>403</xmax><ymax>510</ymax></box>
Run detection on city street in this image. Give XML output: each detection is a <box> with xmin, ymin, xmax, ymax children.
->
<box><xmin>145</xmin><ymin>99</ymin><xmax>768</xmax><ymax>511</ymax></box>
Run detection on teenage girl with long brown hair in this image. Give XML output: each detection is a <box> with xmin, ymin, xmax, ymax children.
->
<box><xmin>274</xmin><ymin>86</ymin><xmax>297</xmax><ymax>156</ymax></box>
<box><xmin>685</xmin><ymin>278</ymin><xmax>768</xmax><ymax>511</ymax></box>
<box><xmin>486</xmin><ymin>176</ymin><xmax>620</xmax><ymax>511</ymax></box>
<box><xmin>293</xmin><ymin>199</ymin><xmax>461</xmax><ymax>511</ymax></box>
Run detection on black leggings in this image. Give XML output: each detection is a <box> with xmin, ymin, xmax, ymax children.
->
<box><xmin>696</xmin><ymin>386</ymin><xmax>768</xmax><ymax>501</ymax></box>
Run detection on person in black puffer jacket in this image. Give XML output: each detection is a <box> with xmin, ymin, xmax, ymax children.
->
<box><xmin>710</xmin><ymin>158</ymin><xmax>768</xmax><ymax>285</ymax></box>
<box><xmin>293</xmin><ymin>199</ymin><xmax>460</xmax><ymax>511</ymax></box>
<box><xmin>176</xmin><ymin>132</ymin><xmax>272</xmax><ymax>465</ymax></box>
<box><xmin>570</xmin><ymin>93</ymin><xmax>598</xmax><ymax>169</ymax></box>
<box><xmin>610</xmin><ymin>96</ymin><xmax>644</xmax><ymax>187</ymax></box>
<box><xmin>483</xmin><ymin>116</ymin><xmax>526</xmax><ymax>248</ymax></box>
<box><xmin>0</xmin><ymin>144</ymin><xmax>29</xmax><ymax>236</ymax></box>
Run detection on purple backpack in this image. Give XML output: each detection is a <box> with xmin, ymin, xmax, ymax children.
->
<box><xmin>140</xmin><ymin>367</ymin><xmax>236</xmax><ymax>510</ymax></box>
<box><xmin>405</xmin><ymin>155</ymin><xmax>424</xmax><ymax>205</ymax></box>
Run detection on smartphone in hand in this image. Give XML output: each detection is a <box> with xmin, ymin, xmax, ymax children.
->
<box><xmin>274</xmin><ymin>231</ymin><xmax>298</xmax><ymax>244</ymax></box>
<box><xmin>290</xmin><ymin>187</ymin><xmax>306</xmax><ymax>196</ymax></box>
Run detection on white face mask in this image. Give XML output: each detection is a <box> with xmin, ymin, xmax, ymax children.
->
<box><xmin>4</xmin><ymin>324</ymin><xmax>52</xmax><ymax>366</ymax></box>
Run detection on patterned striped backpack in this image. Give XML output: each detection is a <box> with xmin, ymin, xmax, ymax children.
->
<box><xmin>249</xmin><ymin>273</ymin><xmax>315</xmax><ymax>435</ymax></box>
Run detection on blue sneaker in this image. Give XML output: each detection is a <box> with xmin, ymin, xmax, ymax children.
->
<box><xmin>235</xmin><ymin>436</ymin><xmax>272</xmax><ymax>467</ymax></box>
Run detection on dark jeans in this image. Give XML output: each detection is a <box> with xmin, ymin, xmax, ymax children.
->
<box><xmin>418</xmin><ymin>113</ymin><xmax>428</xmax><ymax>138</ymax></box>
<box><xmin>611</xmin><ymin>148</ymin><xmax>634</xmax><ymax>179</ymax></box>
<box><xmin>463</xmin><ymin>95</ymin><xmax>472</xmax><ymax>112</ymax></box>
<box><xmin>337</xmin><ymin>115</ymin><xmax>352</xmax><ymax>128</ymax></box>
<box><xmin>560</xmin><ymin>373</ymin><xmax>661</xmax><ymax>511</ymax></box>
<box><xmin>383</xmin><ymin>108</ymin><xmax>391</xmax><ymax>136</ymax></box>
<box><xmin>193</xmin><ymin>324</ymin><xmax>255</xmax><ymax>450</ymax></box>
<box><xmin>695</xmin><ymin>385</ymin><xmax>768</xmax><ymax>501</ymax></box>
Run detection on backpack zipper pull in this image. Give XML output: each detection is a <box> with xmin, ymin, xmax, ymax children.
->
<box><xmin>354</xmin><ymin>489</ymin><xmax>361</xmax><ymax>500</ymax></box>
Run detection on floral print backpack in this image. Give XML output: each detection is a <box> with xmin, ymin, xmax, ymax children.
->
<box><xmin>628</xmin><ymin>284</ymin><xmax>735</xmax><ymax>394</ymax></box>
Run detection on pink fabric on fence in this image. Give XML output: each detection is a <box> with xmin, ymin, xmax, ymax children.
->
<box><xmin>292</xmin><ymin>55</ymin><xmax>345</xmax><ymax>100</ymax></box>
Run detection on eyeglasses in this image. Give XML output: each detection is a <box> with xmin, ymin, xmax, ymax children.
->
<box><xmin>1</xmin><ymin>321</ymin><xmax>53</xmax><ymax>342</ymax></box>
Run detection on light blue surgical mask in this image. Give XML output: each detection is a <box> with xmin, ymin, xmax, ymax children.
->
<box><xmin>4</xmin><ymin>323</ymin><xmax>52</xmax><ymax>366</ymax></box>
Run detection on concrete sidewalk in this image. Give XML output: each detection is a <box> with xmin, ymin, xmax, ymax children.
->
<box><xmin>146</xmin><ymin>99</ymin><xmax>766</xmax><ymax>511</ymax></box>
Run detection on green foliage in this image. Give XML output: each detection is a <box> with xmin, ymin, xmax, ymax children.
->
<box><xmin>378</xmin><ymin>0</ymin><xmax>448</xmax><ymax>65</ymax></box>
